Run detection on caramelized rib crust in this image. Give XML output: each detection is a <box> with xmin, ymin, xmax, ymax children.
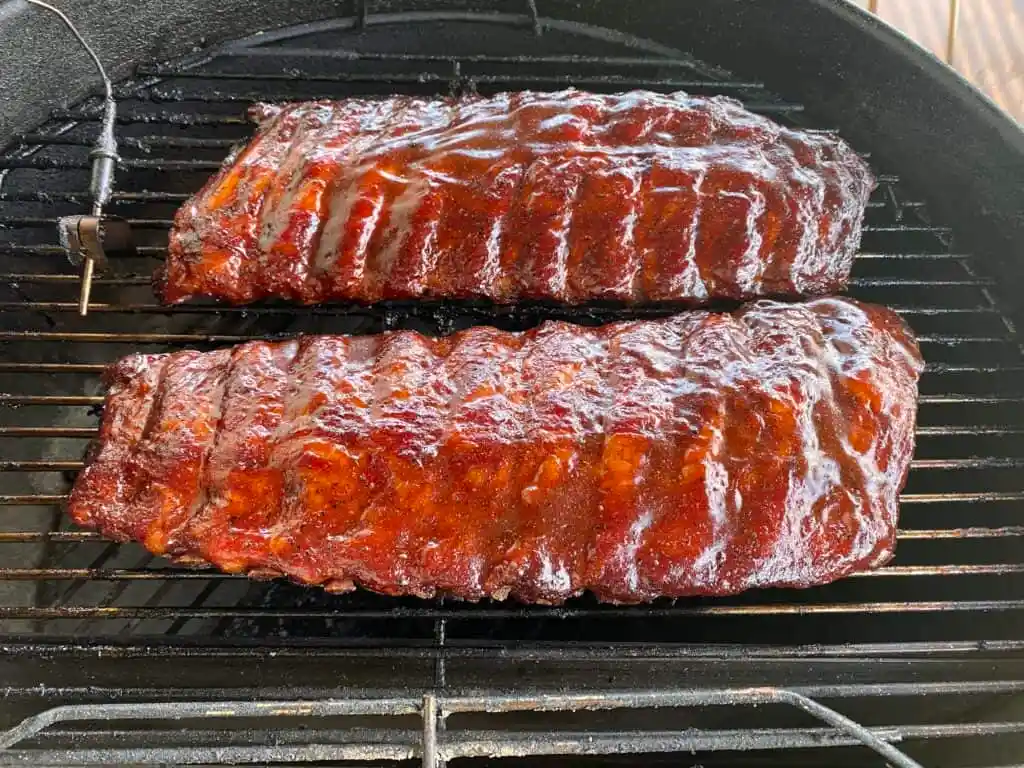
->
<box><xmin>160</xmin><ymin>90</ymin><xmax>874</xmax><ymax>306</ymax></box>
<box><xmin>68</xmin><ymin>299</ymin><xmax>922</xmax><ymax>603</ymax></box>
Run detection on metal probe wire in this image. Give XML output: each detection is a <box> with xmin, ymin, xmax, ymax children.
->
<box><xmin>24</xmin><ymin>0</ymin><xmax>118</xmax><ymax>316</ymax></box>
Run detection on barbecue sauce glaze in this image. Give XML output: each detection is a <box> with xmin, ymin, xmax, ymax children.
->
<box><xmin>68</xmin><ymin>299</ymin><xmax>922</xmax><ymax>603</ymax></box>
<box><xmin>161</xmin><ymin>90</ymin><xmax>874</xmax><ymax>306</ymax></box>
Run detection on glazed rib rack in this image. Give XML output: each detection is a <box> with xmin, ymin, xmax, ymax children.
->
<box><xmin>0</xmin><ymin>11</ymin><xmax>1023</xmax><ymax>767</ymax></box>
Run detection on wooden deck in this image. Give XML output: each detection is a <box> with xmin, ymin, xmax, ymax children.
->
<box><xmin>851</xmin><ymin>0</ymin><xmax>1024</xmax><ymax>121</ymax></box>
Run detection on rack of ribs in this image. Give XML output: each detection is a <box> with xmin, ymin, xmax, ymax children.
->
<box><xmin>159</xmin><ymin>89</ymin><xmax>875</xmax><ymax>306</ymax></box>
<box><xmin>67</xmin><ymin>298</ymin><xmax>922</xmax><ymax>603</ymax></box>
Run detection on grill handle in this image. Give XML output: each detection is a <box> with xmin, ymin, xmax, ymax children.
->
<box><xmin>0</xmin><ymin>687</ymin><xmax>924</xmax><ymax>767</ymax></box>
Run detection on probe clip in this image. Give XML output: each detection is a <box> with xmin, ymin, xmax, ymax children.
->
<box><xmin>57</xmin><ymin>212</ymin><xmax>135</xmax><ymax>313</ymax></box>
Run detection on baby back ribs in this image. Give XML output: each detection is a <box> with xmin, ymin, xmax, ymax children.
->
<box><xmin>160</xmin><ymin>90</ymin><xmax>875</xmax><ymax>305</ymax></box>
<box><xmin>68</xmin><ymin>298</ymin><xmax>922</xmax><ymax>603</ymax></box>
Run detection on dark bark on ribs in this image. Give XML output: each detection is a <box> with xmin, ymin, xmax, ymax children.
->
<box><xmin>159</xmin><ymin>90</ymin><xmax>875</xmax><ymax>306</ymax></box>
<box><xmin>68</xmin><ymin>298</ymin><xmax>922</xmax><ymax>603</ymax></box>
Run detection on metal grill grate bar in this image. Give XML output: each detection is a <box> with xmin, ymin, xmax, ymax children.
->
<box><xmin>9</xmin><ymin>457</ymin><xmax>1023</xmax><ymax>471</ymax></box>
<box><xmin>1</xmin><ymin>331</ymin><xmax>1016</xmax><ymax>344</ymax></box>
<box><xmin>0</xmin><ymin>361</ymin><xmax>1010</xmax><ymax>376</ymax></box>
<box><xmin>2</xmin><ymin>600</ymin><xmax>1024</xmax><ymax>620</ymax></box>
<box><xmin>918</xmin><ymin>395</ymin><xmax>1024</xmax><ymax>404</ymax></box>
<box><xmin>855</xmin><ymin>252</ymin><xmax>966</xmax><ymax>259</ymax></box>
<box><xmin>0</xmin><ymin>157</ymin><xmax>223</xmax><ymax>171</ymax></box>
<box><xmin>0</xmin><ymin>363</ymin><xmax>106</xmax><ymax>373</ymax></box>
<box><xmin>0</xmin><ymin>301</ymin><xmax>1003</xmax><ymax>318</ymax></box>
<box><xmin>0</xmin><ymin>244</ymin><xmax>165</xmax><ymax>256</ymax></box>
<box><xmin>0</xmin><ymin>532</ymin><xmax>101</xmax><ymax>542</ymax></box>
<box><xmin>0</xmin><ymin>199</ymin><xmax>916</xmax><ymax>218</ymax></box>
<box><xmin>0</xmin><ymin>396</ymin><xmax>104</xmax><ymax>406</ymax></box>
<box><xmin>0</xmin><ymin>189</ymin><xmax>918</xmax><ymax>207</ymax></box>
<box><xmin>4</xmin><ymin>399</ymin><xmax>1019</xmax><ymax>417</ymax></box>
<box><xmin>0</xmin><ymin>425</ymin><xmax>1016</xmax><ymax>439</ymax></box>
<box><xmin>45</xmin><ymin>102</ymin><xmax>806</xmax><ymax>129</ymax></box>
<box><xmin>2</xmin><ymin>562</ymin><xmax>1021</xmax><ymax>581</ymax></box>
<box><xmin>0</xmin><ymin>427</ymin><xmax>97</xmax><ymax>437</ymax></box>
<box><xmin>2</xmin><ymin>491</ymin><xmax>1020</xmax><ymax>506</ymax></box>
<box><xmin>0</xmin><ymin>274</ymin><xmax>151</xmax><ymax>284</ymax></box>
<box><xmin>0</xmin><ymin>495</ymin><xmax>68</xmax><ymax>505</ymax></box>
<box><xmin>9</xmin><ymin>135</ymin><xmax>239</xmax><ymax>150</ymax></box>
<box><xmin>0</xmin><ymin>191</ymin><xmax>190</xmax><ymax>203</ymax></box>
<box><xmin>1</xmin><ymin>230</ymin><xmax>950</xmax><ymax>256</ymax></box>
<box><xmin>6</xmin><ymin>679</ymin><xmax>1023</xmax><ymax>703</ymax></box>
<box><xmin>1</xmin><ymin>526</ymin><xmax>1019</xmax><ymax>543</ymax></box>
<box><xmin>0</xmin><ymin>217</ymin><xmax>170</xmax><ymax>228</ymax></box>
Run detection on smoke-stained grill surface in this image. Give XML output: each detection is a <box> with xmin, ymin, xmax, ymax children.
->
<box><xmin>68</xmin><ymin>298</ymin><xmax>922</xmax><ymax>603</ymax></box>
<box><xmin>160</xmin><ymin>90</ymin><xmax>874</xmax><ymax>305</ymax></box>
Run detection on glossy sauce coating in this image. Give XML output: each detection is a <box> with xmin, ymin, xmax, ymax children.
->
<box><xmin>160</xmin><ymin>90</ymin><xmax>875</xmax><ymax>305</ymax></box>
<box><xmin>68</xmin><ymin>299</ymin><xmax>922</xmax><ymax>603</ymax></box>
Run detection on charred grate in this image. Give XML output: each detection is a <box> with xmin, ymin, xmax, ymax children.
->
<box><xmin>0</xmin><ymin>7</ymin><xmax>1023</xmax><ymax>767</ymax></box>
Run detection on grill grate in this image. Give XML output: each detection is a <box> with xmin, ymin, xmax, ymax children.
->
<box><xmin>1</xmin><ymin>7</ymin><xmax>1023</xmax><ymax>766</ymax></box>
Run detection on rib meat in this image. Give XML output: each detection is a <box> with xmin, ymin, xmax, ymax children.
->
<box><xmin>68</xmin><ymin>298</ymin><xmax>922</xmax><ymax>603</ymax></box>
<box><xmin>160</xmin><ymin>90</ymin><xmax>875</xmax><ymax>305</ymax></box>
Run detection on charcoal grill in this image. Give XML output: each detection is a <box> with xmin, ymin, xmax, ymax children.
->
<box><xmin>1</xmin><ymin>0</ymin><xmax>1024</xmax><ymax>765</ymax></box>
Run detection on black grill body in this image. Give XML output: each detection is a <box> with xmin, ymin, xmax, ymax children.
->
<box><xmin>0</xmin><ymin>1</ymin><xmax>1023</xmax><ymax>766</ymax></box>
